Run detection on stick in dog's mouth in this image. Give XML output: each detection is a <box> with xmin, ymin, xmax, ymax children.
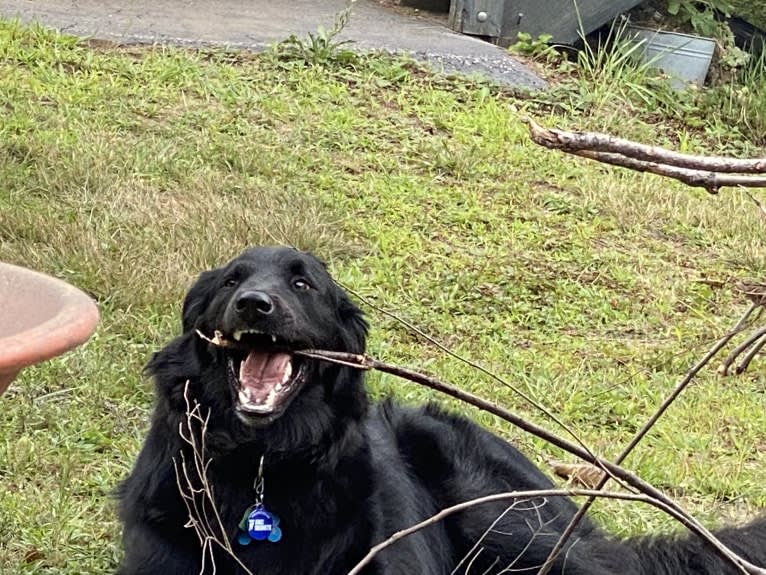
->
<box><xmin>197</xmin><ymin>329</ymin><xmax>307</xmax><ymax>417</ymax></box>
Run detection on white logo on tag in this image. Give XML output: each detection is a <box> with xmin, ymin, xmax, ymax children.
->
<box><xmin>249</xmin><ymin>519</ymin><xmax>270</xmax><ymax>532</ymax></box>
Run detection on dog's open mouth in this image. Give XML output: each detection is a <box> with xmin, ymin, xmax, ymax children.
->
<box><xmin>198</xmin><ymin>329</ymin><xmax>306</xmax><ymax>418</ymax></box>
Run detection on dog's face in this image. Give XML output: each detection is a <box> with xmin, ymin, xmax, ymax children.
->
<box><xmin>169</xmin><ymin>246</ymin><xmax>367</xmax><ymax>427</ymax></box>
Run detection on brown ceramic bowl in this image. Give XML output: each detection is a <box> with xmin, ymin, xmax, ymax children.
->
<box><xmin>0</xmin><ymin>262</ymin><xmax>99</xmax><ymax>395</ymax></box>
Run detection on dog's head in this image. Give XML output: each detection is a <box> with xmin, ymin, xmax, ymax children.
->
<box><xmin>148</xmin><ymin>246</ymin><xmax>368</xmax><ymax>434</ymax></box>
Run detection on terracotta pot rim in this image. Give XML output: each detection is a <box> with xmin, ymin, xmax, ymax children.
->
<box><xmin>0</xmin><ymin>263</ymin><xmax>99</xmax><ymax>391</ymax></box>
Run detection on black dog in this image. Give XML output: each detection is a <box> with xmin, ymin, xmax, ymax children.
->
<box><xmin>118</xmin><ymin>246</ymin><xmax>766</xmax><ymax>575</ymax></box>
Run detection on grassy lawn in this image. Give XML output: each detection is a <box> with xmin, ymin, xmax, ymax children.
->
<box><xmin>1</xmin><ymin>19</ymin><xmax>765</xmax><ymax>574</ymax></box>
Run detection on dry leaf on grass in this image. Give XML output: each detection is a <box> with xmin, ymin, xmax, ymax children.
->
<box><xmin>550</xmin><ymin>461</ymin><xmax>606</xmax><ymax>489</ymax></box>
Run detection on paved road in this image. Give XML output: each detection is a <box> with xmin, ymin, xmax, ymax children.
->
<box><xmin>0</xmin><ymin>0</ymin><xmax>546</xmax><ymax>89</ymax></box>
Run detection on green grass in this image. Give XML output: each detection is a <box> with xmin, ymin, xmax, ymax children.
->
<box><xmin>1</xmin><ymin>19</ymin><xmax>766</xmax><ymax>573</ymax></box>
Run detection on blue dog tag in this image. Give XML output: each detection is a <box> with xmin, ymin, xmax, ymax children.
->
<box><xmin>237</xmin><ymin>504</ymin><xmax>282</xmax><ymax>544</ymax></box>
<box><xmin>247</xmin><ymin>506</ymin><xmax>274</xmax><ymax>541</ymax></box>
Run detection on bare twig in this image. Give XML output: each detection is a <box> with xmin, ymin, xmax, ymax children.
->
<box><xmin>718</xmin><ymin>325</ymin><xmax>766</xmax><ymax>376</ymax></box>
<box><xmin>174</xmin><ymin>382</ymin><xmax>255</xmax><ymax>575</ymax></box>
<box><xmin>714</xmin><ymin>286</ymin><xmax>766</xmax><ymax>375</ymax></box>
<box><xmin>523</xmin><ymin>117</ymin><xmax>766</xmax><ymax>194</ymax></box>
<box><xmin>296</xmin><ymin>350</ymin><xmax>765</xmax><ymax>575</ymax></box>
<box><xmin>734</xmin><ymin>336</ymin><xmax>766</xmax><ymax>375</ymax></box>
<box><xmin>736</xmin><ymin>334</ymin><xmax>766</xmax><ymax>375</ymax></box>
<box><xmin>345</xmin><ymin>488</ymin><xmax>739</xmax><ymax>575</ymax></box>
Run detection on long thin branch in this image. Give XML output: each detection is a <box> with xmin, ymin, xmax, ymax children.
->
<box><xmin>346</xmin><ymin>488</ymin><xmax>730</xmax><ymax>575</ymax></box>
<box><xmin>524</xmin><ymin>119</ymin><xmax>766</xmax><ymax>173</ymax></box>
<box><xmin>537</xmin><ymin>312</ymin><xmax>755</xmax><ymax>575</ymax></box>
<box><xmin>523</xmin><ymin>117</ymin><xmax>766</xmax><ymax>194</ymax></box>
<box><xmin>336</xmin><ymin>282</ymin><xmax>602</xmax><ymax>473</ymax></box>
<box><xmin>296</xmin><ymin>350</ymin><xmax>765</xmax><ymax>575</ymax></box>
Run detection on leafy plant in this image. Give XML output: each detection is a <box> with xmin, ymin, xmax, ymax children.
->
<box><xmin>510</xmin><ymin>32</ymin><xmax>555</xmax><ymax>60</ymax></box>
<box><xmin>666</xmin><ymin>0</ymin><xmax>734</xmax><ymax>36</ymax></box>
<box><xmin>699</xmin><ymin>48</ymin><xmax>766</xmax><ymax>145</ymax></box>
<box><xmin>274</xmin><ymin>1</ymin><xmax>358</xmax><ymax>66</ymax></box>
<box><xmin>663</xmin><ymin>0</ymin><xmax>752</xmax><ymax>81</ymax></box>
<box><xmin>714</xmin><ymin>21</ymin><xmax>751</xmax><ymax>71</ymax></box>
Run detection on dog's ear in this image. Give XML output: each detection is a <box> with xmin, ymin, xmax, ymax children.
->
<box><xmin>337</xmin><ymin>289</ymin><xmax>368</xmax><ymax>354</ymax></box>
<box><xmin>144</xmin><ymin>267</ymin><xmax>222</xmax><ymax>395</ymax></box>
<box><xmin>181</xmin><ymin>268</ymin><xmax>222</xmax><ymax>333</ymax></box>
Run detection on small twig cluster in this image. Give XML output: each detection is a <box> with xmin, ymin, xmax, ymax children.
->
<box><xmin>345</xmin><ymin>120</ymin><xmax>766</xmax><ymax>573</ymax></box>
<box><xmin>171</xmin><ymin>342</ymin><xmax>764</xmax><ymax>574</ymax></box>
<box><xmin>173</xmin><ymin>382</ymin><xmax>254</xmax><ymax>575</ymax></box>
<box><xmin>188</xmin><ymin>255</ymin><xmax>766</xmax><ymax>573</ymax></box>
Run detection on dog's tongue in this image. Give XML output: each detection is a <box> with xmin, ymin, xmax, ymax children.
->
<box><xmin>239</xmin><ymin>351</ymin><xmax>292</xmax><ymax>401</ymax></box>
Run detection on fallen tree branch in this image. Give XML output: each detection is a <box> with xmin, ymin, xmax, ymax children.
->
<box><xmin>523</xmin><ymin>117</ymin><xmax>766</xmax><ymax>194</ymax></box>
<box><xmin>576</xmin><ymin>151</ymin><xmax>766</xmax><ymax>194</ymax></box>
<box><xmin>296</xmin><ymin>350</ymin><xmax>765</xmax><ymax>575</ymax></box>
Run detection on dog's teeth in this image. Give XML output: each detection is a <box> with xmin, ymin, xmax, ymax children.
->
<box><xmin>271</xmin><ymin>335</ymin><xmax>277</xmax><ymax>343</ymax></box>
<box><xmin>238</xmin><ymin>389</ymin><xmax>250</xmax><ymax>404</ymax></box>
<box><xmin>276</xmin><ymin>383</ymin><xmax>283</xmax><ymax>392</ymax></box>
<box><xmin>282</xmin><ymin>362</ymin><xmax>292</xmax><ymax>384</ymax></box>
<box><xmin>233</xmin><ymin>331</ymin><xmax>243</xmax><ymax>341</ymax></box>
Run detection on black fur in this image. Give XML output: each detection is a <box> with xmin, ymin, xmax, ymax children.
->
<box><xmin>118</xmin><ymin>246</ymin><xmax>766</xmax><ymax>575</ymax></box>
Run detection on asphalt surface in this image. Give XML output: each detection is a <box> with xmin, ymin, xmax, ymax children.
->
<box><xmin>0</xmin><ymin>0</ymin><xmax>546</xmax><ymax>89</ymax></box>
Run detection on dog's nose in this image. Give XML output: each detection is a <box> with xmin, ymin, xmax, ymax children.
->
<box><xmin>235</xmin><ymin>290</ymin><xmax>275</xmax><ymax>316</ymax></box>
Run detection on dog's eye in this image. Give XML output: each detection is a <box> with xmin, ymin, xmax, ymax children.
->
<box><xmin>223</xmin><ymin>278</ymin><xmax>238</xmax><ymax>288</ymax></box>
<box><xmin>292</xmin><ymin>278</ymin><xmax>311</xmax><ymax>291</ymax></box>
